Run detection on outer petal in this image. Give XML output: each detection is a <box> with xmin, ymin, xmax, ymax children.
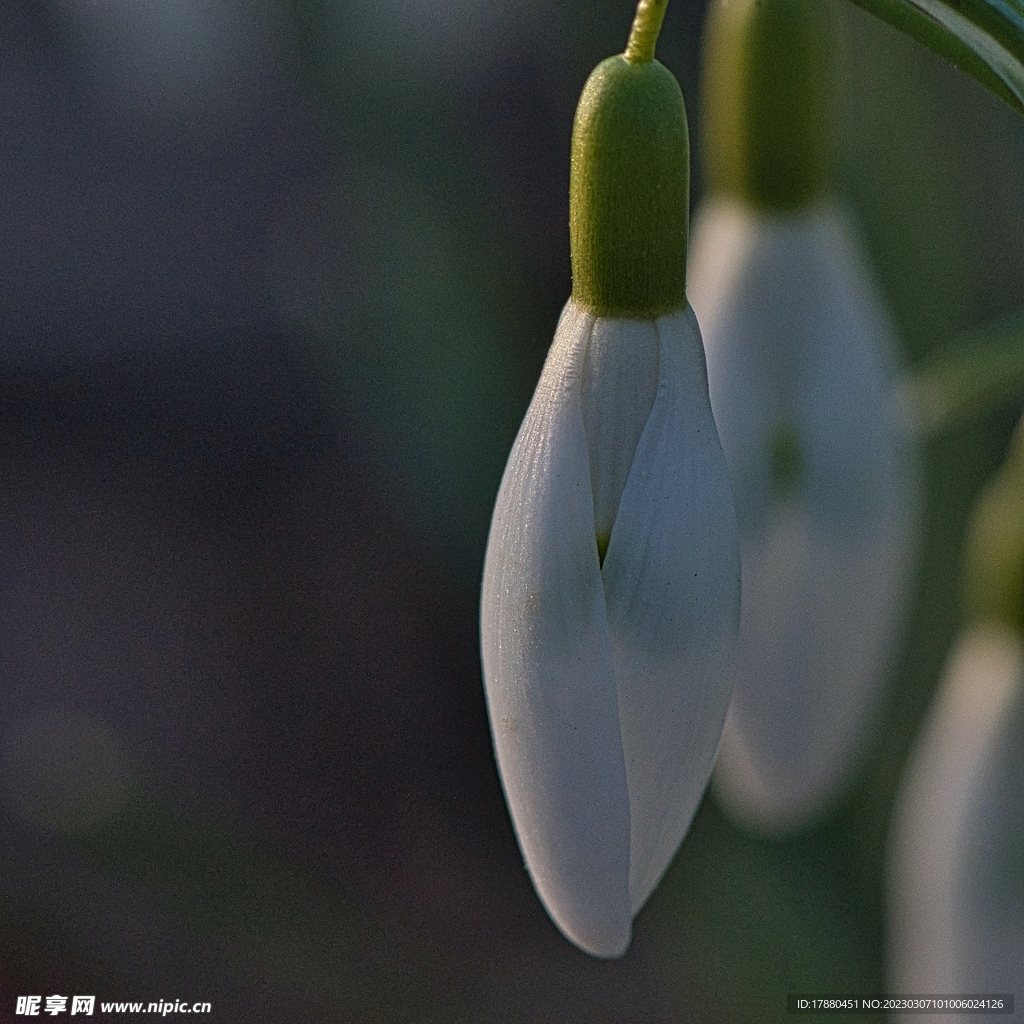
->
<box><xmin>601</xmin><ymin>306</ymin><xmax>741</xmax><ymax>912</ymax></box>
<box><xmin>690</xmin><ymin>202</ymin><xmax>915</xmax><ymax>829</ymax></box>
<box><xmin>888</xmin><ymin>626</ymin><xmax>1024</xmax><ymax>1007</ymax></box>
<box><xmin>480</xmin><ymin>298</ymin><xmax>632</xmax><ymax>958</ymax></box>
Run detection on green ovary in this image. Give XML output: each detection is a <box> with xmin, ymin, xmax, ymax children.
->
<box><xmin>768</xmin><ymin>421</ymin><xmax>803</xmax><ymax>499</ymax></box>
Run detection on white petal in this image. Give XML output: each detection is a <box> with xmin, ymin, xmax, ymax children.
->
<box><xmin>888</xmin><ymin>626</ymin><xmax>1024</xmax><ymax>1001</ymax></box>
<box><xmin>691</xmin><ymin>202</ymin><xmax>916</xmax><ymax>829</ymax></box>
<box><xmin>600</xmin><ymin>306</ymin><xmax>741</xmax><ymax>911</ymax></box>
<box><xmin>580</xmin><ymin>317</ymin><xmax>660</xmax><ymax>553</ymax></box>
<box><xmin>480</xmin><ymin>298</ymin><xmax>632</xmax><ymax>957</ymax></box>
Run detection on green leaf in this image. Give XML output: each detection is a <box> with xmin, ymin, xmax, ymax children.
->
<box><xmin>845</xmin><ymin>0</ymin><xmax>1024</xmax><ymax>114</ymax></box>
<box><xmin>905</xmin><ymin>316</ymin><xmax>1024</xmax><ymax>435</ymax></box>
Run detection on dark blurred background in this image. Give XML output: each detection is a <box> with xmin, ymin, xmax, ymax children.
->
<box><xmin>2</xmin><ymin>1</ymin><xmax>1024</xmax><ymax>1020</ymax></box>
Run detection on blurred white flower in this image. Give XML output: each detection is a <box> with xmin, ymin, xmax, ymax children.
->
<box><xmin>689</xmin><ymin>201</ymin><xmax>915</xmax><ymax>831</ymax></box>
<box><xmin>888</xmin><ymin>625</ymin><xmax>1024</xmax><ymax>1008</ymax></box>
<box><xmin>890</xmin><ymin>421</ymin><xmax>1024</xmax><ymax>1009</ymax></box>
<box><xmin>481</xmin><ymin>296</ymin><xmax>739</xmax><ymax>958</ymax></box>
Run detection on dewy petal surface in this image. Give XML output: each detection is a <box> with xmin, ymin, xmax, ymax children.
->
<box><xmin>600</xmin><ymin>307</ymin><xmax>740</xmax><ymax>910</ymax></box>
<box><xmin>690</xmin><ymin>202</ymin><xmax>915</xmax><ymax>829</ymax></box>
<box><xmin>480</xmin><ymin>299</ymin><xmax>632</xmax><ymax>958</ymax></box>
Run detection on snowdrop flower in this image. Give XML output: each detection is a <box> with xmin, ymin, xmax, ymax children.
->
<box><xmin>889</xmin><ymin>425</ymin><xmax>1024</xmax><ymax>1008</ymax></box>
<box><xmin>481</xmin><ymin>0</ymin><xmax>740</xmax><ymax>959</ymax></box>
<box><xmin>690</xmin><ymin>0</ymin><xmax>916</xmax><ymax>831</ymax></box>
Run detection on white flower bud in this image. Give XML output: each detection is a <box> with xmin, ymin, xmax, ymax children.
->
<box><xmin>481</xmin><ymin>297</ymin><xmax>740</xmax><ymax>957</ymax></box>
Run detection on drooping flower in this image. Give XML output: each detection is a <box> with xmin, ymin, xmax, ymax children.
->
<box><xmin>690</xmin><ymin>0</ymin><xmax>916</xmax><ymax>831</ymax></box>
<box><xmin>889</xmin><ymin>423</ymin><xmax>1024</xmax><ymax>1002</ymax></box>
<box><xmin>480</xmin><ymin>0</ymin><xmax>740</xmax><ymax>958</ymax></box>
<box><xmin>692</xmin><ymin>202</ymin><xmax>915</xmax><ymax>829</ymax></box>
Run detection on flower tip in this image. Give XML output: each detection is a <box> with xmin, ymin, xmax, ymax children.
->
<box><xmin>712</xmin><ymin>720</ymin><xmax>837</xmax><ymax>834</ymax></box>
<box><xmin>557</xmin><ymin>911</ymin><xmax>631</xmax><ymax>960</ymax></box>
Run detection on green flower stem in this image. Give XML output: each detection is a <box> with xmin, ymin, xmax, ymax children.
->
<box><xmin>845</xmin><ymin>0</ymin><xmax>1024</xmax><ymax>115</ymax></box>
<box><xmin>701</xmin><ymin>0</ymin><xmax>840</xmax><ymax>211</ymax></box>
<box><xmin>570</xmin><ymin>0</ymin><xmax>689</xmax><ymax>317</ymax></box>
<box><xmin>625</xmin><ymin>0</ymin><xmax>670</xmax><ymax>64</ymax></box>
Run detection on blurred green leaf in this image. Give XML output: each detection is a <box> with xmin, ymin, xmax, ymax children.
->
<box><xmin>906</xmin><ymin>317</ymin><xmax>1024</xmax><ymax>435</ymax></box>
<box><xmin>846</xmin><ymin>0</ymin><xmax>1024</xmax><ymax>114</ymax></box>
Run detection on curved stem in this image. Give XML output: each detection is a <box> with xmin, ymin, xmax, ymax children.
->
<box><xmin>625</xmin><ymin>0</ymin><xmax>670</xmax><ymax>64</ymax></box>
